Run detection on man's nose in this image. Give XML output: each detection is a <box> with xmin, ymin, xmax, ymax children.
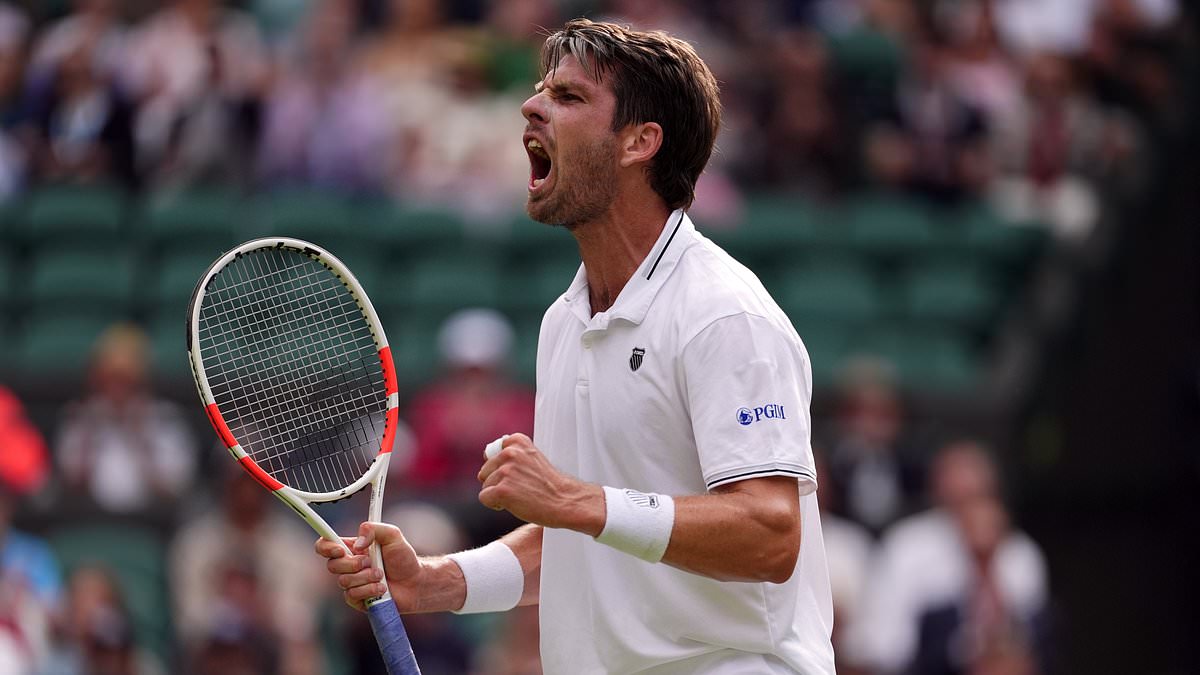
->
<box><xmin>521</xmin><ymin>93</ymin><xmax>547</xmax><ymax>124</ymax></box>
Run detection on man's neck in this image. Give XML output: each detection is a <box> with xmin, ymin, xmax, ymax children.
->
<box><xmin>572</xmin><ymin>201</ymin><xmax>672</xmax><ymax>316</ymax></box>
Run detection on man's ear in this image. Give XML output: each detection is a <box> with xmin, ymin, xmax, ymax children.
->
<box><xmin>618</xmin><ymin>122</ymin><xmax>663</xmax><ymax>168</ymax></box>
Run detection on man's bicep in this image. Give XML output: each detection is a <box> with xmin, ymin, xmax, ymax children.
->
<box><xmin>711</xmin><ymin>475</ymin><xmax>802</xmax><ymax>531</ymax></box>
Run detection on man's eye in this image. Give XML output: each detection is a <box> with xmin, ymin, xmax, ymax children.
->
<box><xmin>558</xmin><ymin>93</ymin><xmax>579</xmax><ymax>102</ymax></box>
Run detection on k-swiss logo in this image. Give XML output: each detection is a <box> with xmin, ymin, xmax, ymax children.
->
<box><xmin>625</xmin><ymin>489</ymin><xmax>659</xmax><ymax>509</ymax></box>
<box><xmin>630</xmin><ymin>347</ymin><xmax>646</xmax><ymax>372</ymax></box>
<box><xmin>736</xmin><ymin>404</ymin><xmax>787</xmax><ymax>426</ymax></box>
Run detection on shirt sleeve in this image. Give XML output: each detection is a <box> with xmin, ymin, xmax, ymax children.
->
<box><xmin>681</xmin><ymin>312</ymin><xmax>817</xmax><ymax>493</ymax></box>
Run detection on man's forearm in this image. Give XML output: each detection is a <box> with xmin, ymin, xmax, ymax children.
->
<box><xmin>501</xmin><ymin>524</ymin><xmax>543</xmax><ymax>605</ymax></box>
<box><xmin>407</xmin><ymin>555</ymin><xmax>467</xmax><ymax>613</ymax></box>
<box><xmin>557</xmin><ymin>476</ymin><xmax>801</xmax><ymax>584</ymax></box>
<box><xmin>409</xmin><ymin>523</ymin><xmax>543</xmax><ymax>614</ymax></box>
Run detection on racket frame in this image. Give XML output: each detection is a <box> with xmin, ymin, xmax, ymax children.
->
<box><xmin>187</xmin><ymin>237</ymin><xmax>398</xmax><ymax>603</ymax></box>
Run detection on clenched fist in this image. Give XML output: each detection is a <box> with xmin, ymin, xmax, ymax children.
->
<box><xmin>477</xmin><ymin>433</ymin><xmax>605</xmax><ymax>536</ymax></box>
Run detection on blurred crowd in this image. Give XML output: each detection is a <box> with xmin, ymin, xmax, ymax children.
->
<box><xmin>0</xmin><ymin>0</ymin><xmax>1182</xmax><ymax>237</ymax></box>
<box><xmin>1</xmin><ymin>0</ymin><xmax>1189</xmax><ymax>674</ymax></box>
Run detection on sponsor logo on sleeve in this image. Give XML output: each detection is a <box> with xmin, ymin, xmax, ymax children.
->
<box><xmin>736</xmin><ymin>404</ymin><xmax>787</xmax><ymax>426</ymax></box>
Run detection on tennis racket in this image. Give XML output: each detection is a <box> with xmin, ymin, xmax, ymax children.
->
<box><xmin>186</xmin><ymin>237</ymin><xmax>419</xmax><ymax>675</ymax></box>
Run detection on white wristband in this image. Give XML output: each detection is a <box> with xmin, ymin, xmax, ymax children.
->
<box><xmin>595</xmin><ymin>486</ymin><xmax>675</xmax><ymax>563</ymax></box>
<box><xmin>447</xmin><ymin>541</ymin><xmax>524</xmax><ymax>614</ymax></box>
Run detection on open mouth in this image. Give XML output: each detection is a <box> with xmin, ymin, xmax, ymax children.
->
<box><xmin>526</xmin><ymin>137</ymin><xmax>553</xmax><ymax>191</ymax></box>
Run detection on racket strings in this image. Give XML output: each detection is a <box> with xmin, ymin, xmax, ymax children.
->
<box><xmin>198</xmin><ymin>247</ymin><xmax>386</xmax><ymax>495</ymax></box>
<box><xmin>209</xmin><ymin>249</ymin><xmax>380</xmax><ymax>493</ymax></box>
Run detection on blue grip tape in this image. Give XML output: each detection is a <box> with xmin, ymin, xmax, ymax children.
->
<box><xmin>367</xmin><ymin>599</ymin><xmax>421</xmax><ymax>675</ymax></box>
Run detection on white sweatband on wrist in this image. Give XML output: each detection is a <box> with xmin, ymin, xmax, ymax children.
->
<box><xmin>447</xmin><ymin>541</ymin><xmax>524</xmax><ymax>614</ymax></box>
<box><xmin>595</xmin><ymin>486</ymin><xmax>675</xmax><ymax>563</ymax></box>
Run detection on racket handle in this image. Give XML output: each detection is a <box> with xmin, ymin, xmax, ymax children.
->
<box><xmin>367</xmin><ymin>598</ymin><xmax>421</xmax><ymax>675</ymax></box>
<box><xmin>484</xmin><ymin>435</ymin><xmax>508</xmax><ymax>460</ymax></box>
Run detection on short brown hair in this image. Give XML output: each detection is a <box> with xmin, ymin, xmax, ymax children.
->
<box><xmin>540</xmin><ymin>19</ymin><xmax>722</xmax><ymax>210</ymax></box>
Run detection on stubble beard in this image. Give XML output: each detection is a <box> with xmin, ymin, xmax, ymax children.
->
<box><xmin>526</xmin><ymin>136</ymin><xmax>619</xmax><ymax>228</ymax></box>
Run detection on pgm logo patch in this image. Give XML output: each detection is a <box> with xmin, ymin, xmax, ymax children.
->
<box><xmin>736</xmin><ymin>404</ymin><xmax>787</xmax><ymax>426</ymax></box>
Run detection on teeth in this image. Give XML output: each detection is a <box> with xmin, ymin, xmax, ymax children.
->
<box><xmin>531</xmin><ymin>177</ymin><xmax>545</xmax><ymax>189</ymax></box>
<box><xmin>526</xmin><ymin>139</ymin><xmax>549</xmax><ymax>159</ymax></box>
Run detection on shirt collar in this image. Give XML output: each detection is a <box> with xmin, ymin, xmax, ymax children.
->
<box><xmin>561</xmin><ymin>209</ymin><xmax>695</xmax><ymax>327</ymax></box>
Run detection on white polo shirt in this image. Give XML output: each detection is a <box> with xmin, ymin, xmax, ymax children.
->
<box><xmin>534</xmin><ymin>210</ymin><xmax>835</xmax><ymax>674</ymax></box>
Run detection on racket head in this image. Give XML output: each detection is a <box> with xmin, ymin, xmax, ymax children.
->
<box><xmin>187</xmin><ymin>237</ymin><xmax>399</xmax><ymax>501</ymax></box>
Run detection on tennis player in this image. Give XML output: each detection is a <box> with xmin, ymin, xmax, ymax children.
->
<box><xmin>318</xmin><ymin>19</ymin><xmax>835</xmax><ymax>674</ymax></box>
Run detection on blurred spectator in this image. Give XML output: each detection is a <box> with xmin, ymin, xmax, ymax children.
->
<box><xmin>478</xmin><ymin>0</ymin><xmax>555</xmax><ymax>94</ymax></box>
<box><xmin>814</xmin><ymin>448</ymin><xmax>874</xmax><ymax>673</ymax></box>
<box><xmin>42</xmin><ymin>565</ymin><xmax>164</xmax><ymax>675</ymax></box>
<box><xmin>120</xmin><ymin>0</ymin><xmax>267</xmax><ymax>188</ymax></box>
<box><xmin>28</xmin><ymin>0</ymin><xmax>126</xmax><ymax>81</ymax></box>
<box><xmin>936</xmin><ymin>0</ymin><xmax>1023</xmax><ymax>126</ymax></box>
<box><xmin>54</xmin><ymin>324</ymin><xmax>198</xmax><ymax>517</ymax></box>
<box><xmin>0</xmin><ymin>386</ymin><xmax>57</xmax><ymax>675</ymax></box>
<box><xmin>991</xmin><ymin>0</ymin><xmax>1178</xmax><ymax>58</ymax></box>
<box><xmin>471</xmin><ymin>604</ymin><xmax>541</xmax><ymax>675</ymax></box>
<box><xmin>827</xmin><ymin>360</ymin><xmax>924</xmax><ymax>533</ymax></box>
<box><xmin>360</xmin><ymin>0</ymin><xmax>527</xmax><ymax>217</ymax></box>
<box><xmin>404</xmin><ymin>309</ymin><xmax>535</xmax><ymax>493</ymax></box>
<box><xmin>864</xmin><ymin>31</ymin><xmax>990</xmax><ymax>203</ymax></box>
<box><xmin>257</xmin><ymin>0</ymin><xmax>390</xmax><ymax>193</ymax></box>
<box><xmin>754</xmin><ymin>29</ymin><xmax>851</xmax><ymax>197</ymax></box>
<box><xmin>1084</xmin><ymin>0</ymin><xmax>1182</xmax><ymax>122</ymax></box>
<box><xmin>21</xmin><ymin>39</ymin><xmax>137</xmax><ymax>188</ymax></box>
<box><xmin>0</xmin><ymin>2</ymin><xmax>28</xmax><ymax>197</ymax></box>
<box><xmin>357</xmin><ymin>0</ymin><xmax>471</xmax><ymax>90</ymax></box>
<box><xmin>989</xmin><ymin>51</ymin><xmax>1140</xmax><ymax>241</ymax></box>
<box><xmin>170</xmin><ymin>467</ymin><xmax>321</xmax><ymax>674</ymax></box>
<box><xmin>184</xmin><ymin>618</ymin><xmax>275</xmax><ymax>675</ymax></box>
<box><xmin>846</xmin><ymin>440</ymin><xmax>1050</xmax><ymax>675</ymax></box>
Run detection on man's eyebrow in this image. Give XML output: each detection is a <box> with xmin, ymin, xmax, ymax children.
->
<box><xmin>536</xmin><ymin>79</ymin><xmax>588</xmax><ymax>95</ymax></box>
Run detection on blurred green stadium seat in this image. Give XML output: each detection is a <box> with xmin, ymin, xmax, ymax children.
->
<box><xmin>503</xmin><ymin>214</ymin><xmax>579</xmax><ymax>262</ymax></box>
<box><xmin>901</xmin><ymin>261</ymin><xmax>1000</xmax><ymax>327</ymax></box>
<box><xmin>395</xmin><ymin>251</ymin><xmax>503</xmax><ymax>315</ymax></box>
<box><xmin>793</xmin><ymin>320</ymin><xmax>853</xmax><ymax>388</ymax></box>
<box><xmin>138</xmin><ymin>188</ymin><xmax>237</xmax><ymax>257</ymax></box>
<box><xmin>369</xmin><ymin>202</ymin><xmax>468</xmax><ymax>252</ymax></box>
<box><xmin>143</xmin><ymin>251</ymin><xmax>217</xmax><ymax>315</ymax></box>
<box><xmin>0</xmin><ymin>248</ymin><xmax>13</xmax><ymax>308</ymax></box>
<box><xmin>18</xmin><ymin>184</ymin><xmax>127</xmax><ymax>243</ymax></box>
<box><xmin>0</xmin><ymin>197</ymin><xmax>22</xmax><ymax>236</ymax></box>
<box><xmin>954</xmin><ymin>202</ymin><xmax>1047</xmax><ymax>266</ymax></box>
<box><xmin>841</xmin><ymin>193</ymin><xmax>938</xmax><ymax>257</ymax></box>
<box><xmin>28</xmin><ymin>249</ymin><xmax>137</xmax><ymax>311</ymax></box>
<box><xmin>146</xmin><ymin>314</ymin><xmax>189</xmax><ymax>382</ymax></box>
<box><xmin>12</xmin><ymin>313</ymin><xmax>115</xmax><ymax>376</ymax></box>
<box><xmin>774</xmin><ymin>260</ymin><xmax>882</xmax><ymax>324</ymax></box>
<box><xmin>708</xmin><ymin>195</ymin><xmax>839</xmax><ymax>267</ymax></box>
<box><xmin>384</xmin><ymin>317</ymin><xmax>442</xmax><ymax>389</ymax></box>
<box><xmin>255</xmin><ymin>188</ymin><xmax>352</xmax><ymax>233</ymax></box>
<box><xmin>502</xmin><ymin>255</ymin><xmax>580</xmax><ymax>318</ymax></box>
<box><xmin>511</xmin><ymin>316</ymin><xmax>541</xmax><ymax>383</ymax></box>
<box><xmin>48</xmin><ymin>525</ymin><xmax>172</xmax><ymax>662</ymax></box>
<box><xmin>852</xmin><ymin>327</ymin><xmax>978</xmax><ymax>390</ymax></box>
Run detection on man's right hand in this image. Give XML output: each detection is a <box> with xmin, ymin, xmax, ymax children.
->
<box><xmin>315</xmin><ymin>521</ymin><xmax>463</xmax><ymax>613</ymax></box>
